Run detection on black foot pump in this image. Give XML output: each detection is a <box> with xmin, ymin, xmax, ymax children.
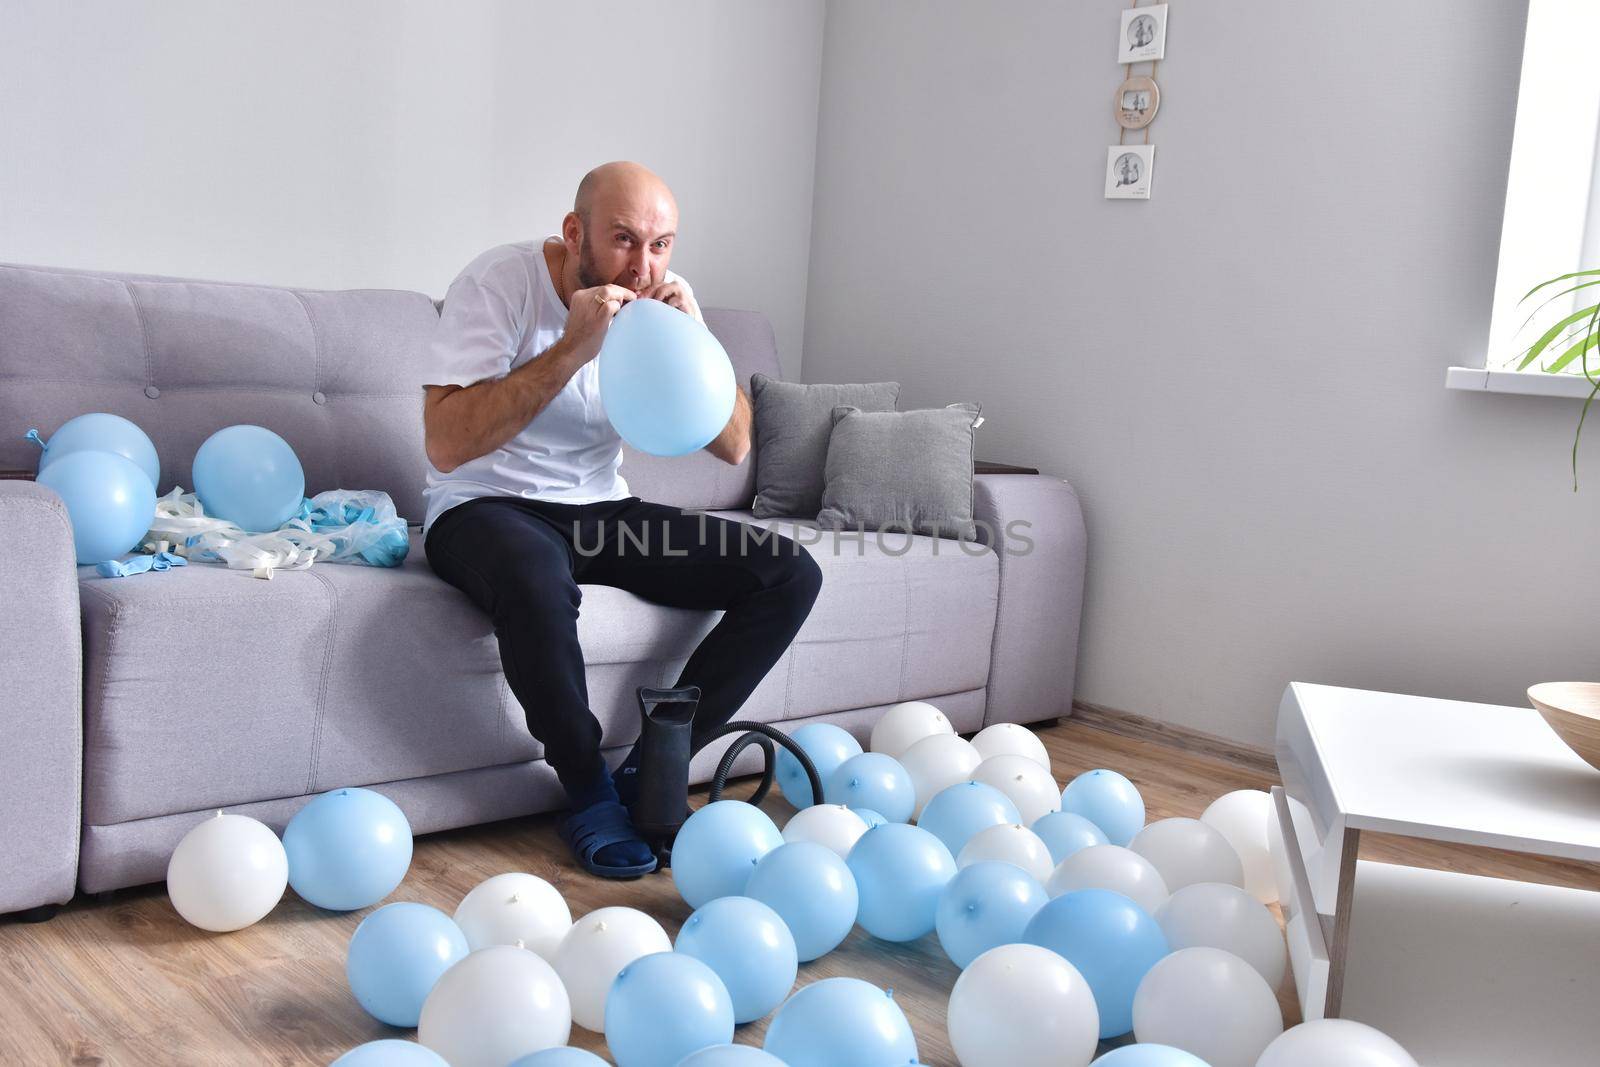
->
<box><xmin>628</xmin><ymin>685</ymin><xmax>826</xmax><ymax>868</ymax></box>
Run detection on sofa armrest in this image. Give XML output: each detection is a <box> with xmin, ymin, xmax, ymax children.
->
<box><xmin>0</xmin><ymin>481</ymin><xmax>82</xmax><ymax>914</ymax></box>
<box><xmin>974</xmin><ymin>473</ymin><xmax>1087</xmax><ymax>728</ymax></box>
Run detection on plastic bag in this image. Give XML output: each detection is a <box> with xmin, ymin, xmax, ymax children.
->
<box><xmin>145</xmin><ymin>487</ymin><xmax>409</xmax><ymax>574</ymax></box>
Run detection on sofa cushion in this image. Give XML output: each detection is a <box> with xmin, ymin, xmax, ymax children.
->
<box><xmin>78</xmin><ymin>512</ymin><xmax>998</xmax><ymax>826</ymax></box>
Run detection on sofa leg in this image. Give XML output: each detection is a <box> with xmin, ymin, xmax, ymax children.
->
<box><xmin>10</xmin><ymin>902</ymin><xmax>63</xmax><ymax>924</ymax></box>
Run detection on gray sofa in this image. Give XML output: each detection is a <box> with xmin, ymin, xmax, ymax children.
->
<box><xmin>0</xmin><ymin>260</ymin><xmax>1087</xmax><ymax>919</ymax></box>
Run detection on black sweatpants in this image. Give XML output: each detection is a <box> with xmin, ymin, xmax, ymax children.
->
<box><xmin>424</xmin><ymin>495</ymin><xmax>823</xmax><ymax>797</ymax></box>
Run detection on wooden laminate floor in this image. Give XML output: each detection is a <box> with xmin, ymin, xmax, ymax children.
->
<box><xmin>2</xmin><ymin>718</ymin><xmax>1594</xmax><ymax>1066</ymax></box>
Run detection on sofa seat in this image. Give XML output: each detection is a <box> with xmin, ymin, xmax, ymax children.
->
<box><xmin>75</xmin><ymin>512</ymin><xmax>998</xmax><ymax>828</ymax></box>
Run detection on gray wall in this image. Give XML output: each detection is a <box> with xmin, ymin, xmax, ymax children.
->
<box><xmin>0</xmin><ymin>0</ymin><xmax>826</xmax><ymax>377</ymax></box>
<box><xmin>804</xmin><ymin>0</ymin><xmax>1600</xmax><ymax>745</ymax></box>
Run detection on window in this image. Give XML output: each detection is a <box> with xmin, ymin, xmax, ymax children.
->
<box><xmin>1449</xmin><ymin>0</ymin><xmax>1600</xmax><ymax>396</ymax></box>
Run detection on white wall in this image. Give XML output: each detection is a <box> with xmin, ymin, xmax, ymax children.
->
<box><xmin>0</xmin><ymin>0</ymin><xmax>825</xmax><ymax>376</ymax></box>
<box><xmin>804</xmin><ymin>0</ymin><xmax>1600</xmax><ymax>746</ymax></box>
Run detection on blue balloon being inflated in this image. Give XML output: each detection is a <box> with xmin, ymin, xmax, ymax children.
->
<box><xmin>32</xmin><ymin>412</ymin><xmax>160</xmax><ymax>489</ymax></box>
<box><xmin>935</xmin><ymin>860</ymin><xmax>1048</xmax><ymax>969</ymax></box>
<box><xmin>331</xmin><ymin>1039</ymin><xmax>449</xmax><ymax>1067</ymax></box>
<box><xmin>605</xmin><ymin>951</ymin><xmax>735</xmax><ymax>1067</ymax></box>
<box><xmin>826</xmin><ymin>753</ymin><xmax>914</xmax><ymax>823</ymax></box>
<box><xmin>672</xmin><ymin>801</ymin><xmax>783</xmax><ymax>909</ymax></box>
<box><xmin>774</xmin><ymin>723</ymin><xmax>862</xmax><ymax>808</ymax></box>
<box><xmin>1024</xmin><ymin>888</ymin><xmax>1169</xmax><ymax>1039</ymax></box>
<box><xmin>507</xmin><ymin>1049</ymin><xmax>610</xmax><ymax>1067</ymax></box>
<box><xmin>916</xmin><ymin>781</ymin><xmax>1020</xmax><ymax>859</ymax></box>
<box><xmin>1090</xmin><ymin>1045</ymin><xmax>1213</xmax><ymax>1067</ymax></box>
<box><xmin>675</xmin><ymin>1045</ymin><xmax>788</xmax><ymax>1066</ymax></box>
<box><xmin>1060</xmin><ymin>769</ymin><xmax>1146</xmax><ymax>847</ymax></box>
<box><xmin>846</xmin><ymin>823</ymin><xmax>956</xmax><ymax>942</ymax></box>
<box><xmin>508</xmin><ymin>1048</ymin><xmax>610</xmax><ymax>1066</ymax></box>
<box><xmin>37</xmin><ymin>450</ymin><xmax>157</xmax><ymax>564</ymax></box>
<box><xmin>764</xmin><ymin>978</ymin><xmax>917</xmax><ymax>1067</ymax></box>
<box><xmin>676</xmin><ymin>896</ymin><xmax>798</xmax><ymax>1024</ymax></box>
<box><xmin>346</xmin><ymin>901</ymin><xmax>468</xmax><ymax>1027</ymax></box>
<box><xmin>283</xmin><ymin>787</ymin><xmax>413</xmax><ymax>911</ymax></box>
<box><xmin>192</xmin><ymin>424</ymin><xmax>305</xmax><ymax>532</ymax></box>
<box><xmin>745</xmin><ymin>841</ymin><xmax>858</xmax><ymax>962</ymax></box>
<box><xmin>598</xmin><ymin>298</ymin><xmax>736</xmax><ymax>456</ymax></box>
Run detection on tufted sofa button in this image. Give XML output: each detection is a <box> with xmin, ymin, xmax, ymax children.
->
<box><xmin>312</xmin><ymin>391</ymin><xmax>327</xmax><ymax>405</ymax></box>
<box><xmin>144</xmin><ymin>385</ymin><xmax>161</xmax><ymax>399</ymax></box>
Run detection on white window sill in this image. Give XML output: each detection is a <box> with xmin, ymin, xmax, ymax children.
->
<box><xmin>1445</xmin><ymin>366</ymin><xmax>1600</xmax><ymax>399</ymax></box>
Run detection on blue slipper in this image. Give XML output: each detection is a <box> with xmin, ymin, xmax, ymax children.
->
<box><xmin>559</xmin><ymin>800</ymin><xmax>658</xmax><ymax>879</ymax></box>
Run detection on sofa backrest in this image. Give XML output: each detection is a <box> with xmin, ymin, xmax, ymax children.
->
<box><xmin>0</xmin><ymin>261</ymin><xmax>778</xmax><ymax>522</ymax></box>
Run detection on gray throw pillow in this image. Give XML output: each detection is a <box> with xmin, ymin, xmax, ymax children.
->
<box><xmin>817</xmin><ymin>403</ymin><xmax>982</xmax><ymax>539</ymax></box>
<box><xmin>750</xmin><ymin>373</ymin><xmax>900</xmax><ymax>518</ymax></box>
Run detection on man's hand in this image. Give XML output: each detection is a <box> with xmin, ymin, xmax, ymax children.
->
<box><xmin>564</xmin><ymin>283</ymin><xmax>640</xmax><ymax>364</ymax></box>
<box><xmin>639</xmin><ymin>279</ymin><xmax>702</xmax><ymax>322</ymax></box>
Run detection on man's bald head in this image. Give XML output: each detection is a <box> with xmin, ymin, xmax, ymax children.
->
<box><xmin>562</xmin><ymin>161</ymin><xmax>680</xmax><ymax>294</ymax></box>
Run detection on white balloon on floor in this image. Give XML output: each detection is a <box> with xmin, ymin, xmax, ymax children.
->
<box><xmin>1154</xmin><ymin>882</ymin><xmax>1287</xmax><ymax>988</ymax></box>
<box><xmin>1131</xmin><ymin>947</ymin><xmax>1283</xmax><ymax>1067</ymax></box>
<box><xmin>969</xmin><ymin>722</ymin><xmax>1051</xmax><ymax>772</ymax></box>
<box><xmin>971</xmin><ymin>755</ymin><xmax>1061</xmax><ymax>826</ymax></box>
<box><xmin>166</xmin><ymin>811</ymin><xmax>288</xmax><ymax>932</ymax></box>
<box><xmin>900</xmin><ymin>733</ymin><xmax>983</xmax><ymax>819</ymax></box>
<box><xmin>1201</xmin><ymin>790</ymin><xmax>1277</xmax><ymax>904</ymax></box>
<box><xmin>1256</xmin><ymin>1019</ymin><xmax>1419</xmax><ymax>1067</ymax></box>
<box><xmin>418</xmin><ymin>945</ymin><xmax>571</xmax><ymax>1067</ymax></box>
<box><xmin>550</xmin><ymin>906</ymin><xmax>671</xmax><ymax>1031</ymax></box>
<box><xmin>1045</xmin><ymin>844</ymin><xmax>1170</xmax><ymax>915</ymax></box>
<box><xmin>453</xmin><ymin>872</ymin><xmax>572</xmax><ymax>959</ymax></box>
<box><xmin>957</xmin><ymin>823</ymin><xmax>1055</xmax><ymax>883</ymax></box>
<box><xmin>783</xmin><ymin>804</ymin><xmax>870</xmax><ymax>860</ymax></box>
<box><xmin>870</xmin><ymin>701</ymin><xmax>954</xmax><ymax>759</ymax></box>
<box><xmin>947</xmin><ymin>943</ymin><xmax>1100</xmax><ymax>1067</ymax></box>
<box><xmin>1129</xmin><ymin>818</ymin><xmax>1245</xmax><ymax>894</ymax></box>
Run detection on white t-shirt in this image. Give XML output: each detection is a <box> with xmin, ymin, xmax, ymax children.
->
<box><xmin>421</xmin><ymin>236</ymin><xmax>698</xmax><ymax>532</ymax></box>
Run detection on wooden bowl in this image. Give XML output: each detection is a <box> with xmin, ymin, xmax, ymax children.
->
<box><xmin>1528</xmin><ymin>682</ymin><xmax>1600</xmax><ymax>771</ymax></box>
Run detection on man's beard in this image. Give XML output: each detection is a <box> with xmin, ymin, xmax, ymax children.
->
<box><xmin>576</xmin><ymin>232</ymin><xmax>643</xmax><ymax>291</ymax></box>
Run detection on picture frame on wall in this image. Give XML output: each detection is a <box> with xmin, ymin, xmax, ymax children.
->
<box><xmin>1105</xmin><ymin>144</ymin><xmax>1155</xmax><ymax>199</ymax></box>
<box><xmin>1117</xmin><ymin>4</ymin><xmax>1168</xmax><ymax>64</ymax></box>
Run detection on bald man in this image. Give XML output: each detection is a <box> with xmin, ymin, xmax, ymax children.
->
<box><xmin>420</xmin><ymin>162</ymin><xmax>822</xmax><ymax>878</ymax></box>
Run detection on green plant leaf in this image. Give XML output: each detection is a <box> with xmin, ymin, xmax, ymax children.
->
<box><xmin>1521</xmin><ymin>268</ymin><xmax>1600</xmax><ymax>304</ymax></box>
<box><xmin>1516</xmin><ymin>304</ymin><xmax>1600</xmax><ymax>369</ymax></box>
<box><xmin>1517</xmin><ymin>279</ymin><xmax>1600</xmax><ymax>333</ymax></box>
<box><xmin>1546</xmin><ymin>331</ymin><xmax>1600</xmax><ymax>373</ymax></box>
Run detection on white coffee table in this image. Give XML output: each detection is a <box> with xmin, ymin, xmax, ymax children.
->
<box><xmin>1273</xmin><ymin>682</ymin><xmax>1600</xmax><ymax>1066</ymax></box>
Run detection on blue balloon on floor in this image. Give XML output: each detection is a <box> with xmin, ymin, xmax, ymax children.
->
<box><xmin>672</xmin><ymin>801</ymin><xmax>783</xmax><ymax>909</ymax></box>
<box><xmin>331</xmin><ymin>1039</ymin><xmax>449</xmax><ymax>1067</ymax></box>
<box><xmin>851</xmin><ymin>808</ymin><xmax>887</xmax><ymax>830</ymax></box>
<box><xmin>916</xmin><ymin>781</ymin><xmax>1020</xmax><ymax>859</ymax></box>
<box><xmin>675</xmin><ymin>1045</ymin><xmax>788</xmax><ymax>1066</ymax></box>
<box><xmin>346</xmin><ymin>901</ymin><xmax>468</xmax><ymax>1027</ymax></box>
<box><xmin>1023</xmin><ymin>888</ymin><xmax>1169</xmax><ymax>1039</ymax></box>
<box><xmin>284</xmin><ymin>787</ymin><xmax>413</xmax><ymax>911</ymax></box>
<box><xmin>36</xmin><ymin>449</ymin><xmax>157</xmax><ymax>564</ymax></box>
<box><xmin>192</xmin><ymin>423</ymin><xmax>305</xmax><ymax>532</ymax></box>
<box><xmin>32</xmin><ymin>412</ymin><xmax>160</xmax><ymax>489</ymax></box>
<box><xmin>508</xmin><ymin>1048</ymin><xmax>610</xmax><ymax>1066</ymax></box>
<box><xmin>745</xmin><ymin>841</ymin><xmax>859</xmax><ymax>962</ymax></box>
<box><xmin>764</xmin><ymin>978</ymin><xmax>917</xmax><ymax>1067</ymax></box>
<box><xmin>846</xmin><ymin>823</ymin><xmax>956</xmax><ymax>942</ymax></box>
<box><xmin>826</xmin><ymin>753</ymin><xmax>914</xmax><ymax>823</ymax></box>
<box><xmin>675</xmin><ymin>896</ymin><xmax>798</xmax><ymax>1024</ymax></box>
<box><xmin>935</xmin><ymin>860</ymin><xmax>1048</xmax><ymax>969</ymax></box>
<box><xmin>598</xmin><ymin>298</ymin><xmax>737</xmax><ymax>456</ymax></box>
<box><xmin>1060</xmin><ymin>769</ymin><xmax>1146</xmax><ymax>846</ymax></box>
<box><xmin>1090</xmin><ymin>1045</ymin><xmax>1213</xmax><ymax>1067</ymax></box>
<box><xmin>1032</xmin><ymin>810</ymin><xmax>1110</xmax><ymax>865</ymax></box>
<box><xmin>605</xmin><ymin>951</ymin><xmax>735</xmax><ymax>1067</ymax></box>
<box><xmin>775</xmin><ymin>723</ymin><xmax>862</xmax><ymax>808</ymax></box>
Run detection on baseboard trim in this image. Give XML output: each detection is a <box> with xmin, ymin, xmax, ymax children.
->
<box><xmin>1070</xmin><ymin>699</ymin><xmax>1277</xmax><ymax>778</ymax></box>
